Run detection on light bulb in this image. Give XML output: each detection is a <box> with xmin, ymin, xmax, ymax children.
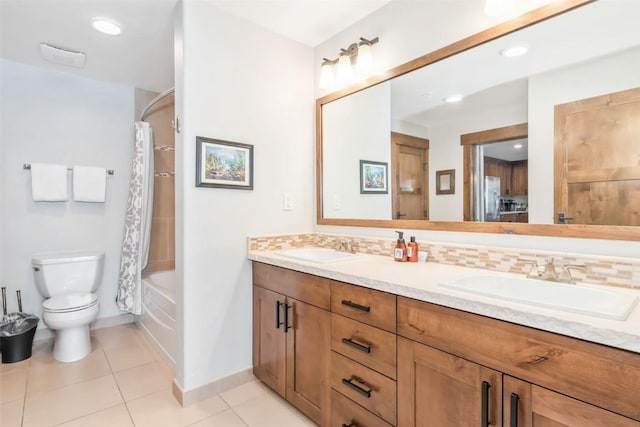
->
<box><xmin>336</xmin><ymin>54</ymin><xmax>353</xmax><ymax>87</ymax></box>
<box><xmin>319</xmin><ymin>62</ymin><xmax>335</xmax><ymax>90</ymax></box>
<box><xmin>356</xmin><ymin>43</ymin><xmax>373</xmax><ymax>76</ymax></box>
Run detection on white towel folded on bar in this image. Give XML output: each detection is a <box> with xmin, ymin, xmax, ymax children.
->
<box><xmin>30</xmin><ymin>163</ymin><xmax>69</xmax><ymax>201</ymax></box>
<box><xmin>73</xmin><ymin>166</ymin><xmax>106</xmax><ymax>202</ymax></box>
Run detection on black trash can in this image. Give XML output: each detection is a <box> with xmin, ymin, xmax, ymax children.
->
<box><xmin>0</xmin><ymin>313</ymin><xmax>39</xmax><ymax>363</ymax></box>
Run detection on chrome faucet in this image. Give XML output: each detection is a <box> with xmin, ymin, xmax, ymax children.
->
<box><xmin>522</xmin><ymin>257</ymin><xmax>585</xmax><ymax>284</ymax></box>
<box><xmin>526</xmin><ymin>258</ymin><xmax>559</xmax><ymax>281</ymax></box>
<box><xmin>335</xmin><ymin>240</ymin><xmax>355</xmax><ymax>253</ymax></box>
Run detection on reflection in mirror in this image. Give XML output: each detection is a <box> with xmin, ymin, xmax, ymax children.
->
<box><xmin>320</xmin><ymin>1</ymin><xmax>640</xmax><ymax>230</ymax></box>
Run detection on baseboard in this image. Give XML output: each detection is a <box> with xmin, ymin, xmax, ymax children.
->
<box><xmin>33</xmin><ymin>313</ymin><xmax>135</xmax><ymax>342</ymax></box>
<box><xmin>172</xmin><ymin>367</ymin><xmax>254</xmax><ymax>407</ymax></box>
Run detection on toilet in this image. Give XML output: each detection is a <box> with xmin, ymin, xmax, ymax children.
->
<box><xmin>31</xmin><ymin>251</ymin><xmax>104</xmax><ymax>363</ymax></box>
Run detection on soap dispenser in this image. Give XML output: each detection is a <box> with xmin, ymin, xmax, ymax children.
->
<box><xmin>394</xmin><ymin>231</ymin><xmax>407</xmax><ymax>262</ymax></box>
<box><xmin>407</xmin><ymin>236</ymin><xmax>419</xmax><ymax>262</ymax></box>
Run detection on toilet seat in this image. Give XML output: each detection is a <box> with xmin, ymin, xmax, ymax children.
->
<box><xmin>43</xmin><ymin>293</ymin><xmax>98</xmax><ymax>313</ymax></box>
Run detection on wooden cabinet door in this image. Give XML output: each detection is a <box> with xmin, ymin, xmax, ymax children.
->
<box><xmin>511</xmin><ymin>160</ymin><xmax>528</xmax><ymax>195</ymax></box>
<box><xmin>398</xmin><ymin>337</ymin><xmax>502</xmax><ymax>427</ymax></box>
<box><xmin>253</xmin><ymin>286</ymin><xmax>286</xmax><ymax>397</ymax></box>
<box><xmin>285</xmin><ymin>297</ymin><xmax>330</xmax><ymax>425</ymax></box>
<box><xmin>504</xmin><ymin>376</ymin><xmax>639</xmax><ymax>427</ymax></box>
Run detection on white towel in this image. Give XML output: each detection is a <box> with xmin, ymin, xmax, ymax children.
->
<box><xmin>72</xmin><ymin>166</ymin><xmax>106</xmax><ymax>202</ymax></box>
<box><xmin>30</xmin><ymin>163</ymin><xmax>69</xmax><ymax>201</ymax></box>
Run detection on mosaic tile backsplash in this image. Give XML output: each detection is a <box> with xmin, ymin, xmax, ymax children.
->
<box><xmin>249</xmin><ymin>233</ymin><xmax>640</xmax><ymax>289</ymax></box>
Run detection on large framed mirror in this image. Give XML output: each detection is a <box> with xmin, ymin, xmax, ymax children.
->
<box><xmin>316</xmin><ymin>0</ymin><xmax>640</xmax><ymax>241</ymax></box>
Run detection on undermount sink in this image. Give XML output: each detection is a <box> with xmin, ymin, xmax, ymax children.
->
<box><xmin>439</xmin><ymin>275</ymin><xmax>638</xmax><ymax>321</ymax></box>
<box><xmin>275</xmin><ymin>248</ymin><xmax>361</xmax><ymax>263</ymax></box>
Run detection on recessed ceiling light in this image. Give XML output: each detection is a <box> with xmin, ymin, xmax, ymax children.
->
<box><xmin>444</xmin><ymin>94</ymin><xmax>463</xmax><ymax>103</ymax></box>
<box><xmin>91</xmin><ymin>17</ymin><xmax>122</xmax><ymax>36</ymax></box>
<box><xmin>500</xmin><ymin>45</ymin><xmax>528</xmax><ymax>58</ymax></box>
<box><xmin>514</xmin><ymin>143</ymin><xmax>523</xmax><ymax>149</ymax></box>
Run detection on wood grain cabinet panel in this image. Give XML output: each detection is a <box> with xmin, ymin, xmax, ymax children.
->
<box><xmin>253</xmin><ymin>262</ymin><xmax>330</xmax><ymax>309</ymax></box>
<box><xmin>397</xmin><ymin>296</ymin><xmax>640</xmax><ymax>422</ymax></box>
<box><xmin>331</xmin><ymin>351</ymin><xmax>397</xmax><ymax>425</ymax></box>
<box><xmin>331</xmin><ymin>390</ymin><xmax>393</xmax><ymax>427</ymax></box>
<box><xmin>252</xmin><ymin>263</ymin><xmax>330</xmax><ymax>425</ymax></box>
<box><xmin>505</xmin><ymin>376</ymin><xmax>639</xmax><ymax>427</ymax></box>
<box><xmin>331</xmin><ymin>281</ymin><xmax>396</xmax><ymax>333</ymax></box>
<box><xmin>331</xmin><ymin>313</ymin><xmax>397</xmax><ymax>379</ymax></box>
<box><xmin>397</xmin><ymin>337</ymin><xmax>502</xmax><ymax>427</ymax></box>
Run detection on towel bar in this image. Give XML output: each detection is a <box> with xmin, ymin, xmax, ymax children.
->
<box><xmin>23</xmin><ymin>164</ymin><xmax>114</xmax><ymax>176</ymax></box>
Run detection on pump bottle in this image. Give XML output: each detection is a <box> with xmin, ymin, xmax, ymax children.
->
<box><xmin>394</xmin><ymin>231</ymin><xmax>407</xmax><ymax>262</ymax></box>
<box><xmin>407</xmin><ymin>236</ymin><xmax>419</xmax><ymax>262</ymax></box>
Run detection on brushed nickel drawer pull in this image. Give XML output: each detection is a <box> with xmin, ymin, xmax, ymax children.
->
<box><xmin>341</xmin><ymin>300</ymin><xmax>371</xmax><ymax>312</ymax></box>
<box><xmin>341</xmin><ymin>376</ymin><xmax>372</xmax><ymax>398</ymax></box>
<box><xmin>341</xmin><ymin>337</ymin><xmax>371</xmax><ymax>354</ymax></box>
<box><xmin>342</xmin><ymin>424</ymin><xmax>358</xmax><ymax>427</ymax></box>
<box><xmin>529</xmin><ymin>356</ymin><xmax>548</xmax><ymax>364</ymax></box>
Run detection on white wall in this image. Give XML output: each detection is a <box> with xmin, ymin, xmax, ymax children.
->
<box><xmin>0</xmin><ymin>60</ymin><xmax>133</xmax><ymax>325</ymax></box>
<box><xmin>314</xmin><ymin>2</ymin><xmax>640</xmax><ymax>257</ymax></box>
<box><xmin>323</xmin><ymin>82</ymin><xmax>391</xmax><ymax>219</ymax></box>
<box><xmin>528</xmin><ymin>46</ymin><xmax>640</xmax><ymax>224</ymax></box>
<box><xmin>178</xmin><ymin>2</ymin><xmax>314</xmax><ymax>390</ymax></box>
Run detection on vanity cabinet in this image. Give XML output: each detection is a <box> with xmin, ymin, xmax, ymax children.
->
<box><xmin>503</xmin><ymin>376</ymin><xmax>638</xmax><ymax>427</ymax></box>
<box><xmin>252</xmin><ymin>263</ymin><xmax>331</xmax><ymax>425</ymax></box>
<box><xmin>397</xmin><ymin>296</ymin><xmax>640</xmax><ymax>426</ymax></box>
<box><xmin>330</xmin><ymin>281</ymin><xmax>398</xmax><ymax>426</ymax></box>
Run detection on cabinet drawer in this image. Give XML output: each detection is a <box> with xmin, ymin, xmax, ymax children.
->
<box><xmin>331</xmin><ymin>314</ymin><xmax>397</xmax><ymax>379</ymax></box>
<box><xmin>331</xmin><ymin>390</ymin><xmax>393</xmax><ymax>427</ymax></box>
<box><xmin>397</xmin><ymin>296</ymin><xmax>640</xmax><ymax>422</ymax></box>
<box><xmin>253</xmin><ymin>262</ymin><xmax>330</xmax><ymax>309</ymax></box>
<box><xmin>331</xmin><ymin>281</ymin><xmax>396</xmax><ymax>333</ymax></box>
<box><xmin>331</xmin><ymin>352</ymin><xmax>397</xmax><ymax>425</ymax></box>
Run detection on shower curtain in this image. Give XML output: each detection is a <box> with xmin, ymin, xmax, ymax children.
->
<box><xmin>117</xmin><ymin>121</ymin><xmax>154</xmax><ymax>315</ymax></box>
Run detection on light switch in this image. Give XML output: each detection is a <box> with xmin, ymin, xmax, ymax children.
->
<box><xmin>283</xmin><ymin>193</ymin><xmax>293</xmax><ymax>211</ymax></box>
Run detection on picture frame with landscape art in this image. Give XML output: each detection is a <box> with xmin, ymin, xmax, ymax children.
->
<box><xmin>359</xmin><ymin>160</ymin><xmax>388</xmax><ymax>194</ymax></box>
<box><xmin>196</xmin><ymin>136</ymin><xmax>253</xmax><ymax>190</ymax></box>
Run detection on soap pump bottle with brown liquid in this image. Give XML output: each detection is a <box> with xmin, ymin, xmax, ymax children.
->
<box><xmin>407</xmin><ymin>236</ymin><xmax>419</xmax><ymax>262</ymax></box>
<box><xmin>394</xmin><ymin>231</ymin><xmax>407</xmax><ymax>262</ymax></box>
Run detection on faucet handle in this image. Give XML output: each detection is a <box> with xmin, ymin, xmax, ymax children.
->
<box><xmin>518</xmin><ymin>258</ymin><xmax>540</xmax><ymax>278</ymax></box>
<box><xmin>558</xmin><ymin>264</ymin><xmax>586</xmax><ymax>285</ymax></box>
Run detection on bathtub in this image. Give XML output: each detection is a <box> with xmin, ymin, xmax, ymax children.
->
<box><xmin>139</xmin><ymin>270</ymin><xmax>176</xmax><ymax>369</ymax></box>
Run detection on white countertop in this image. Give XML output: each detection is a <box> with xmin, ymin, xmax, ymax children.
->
<box><xmin>249</xmin><ymin>249</ymin><xmax>640</xmax><ymax>354</ymax></box>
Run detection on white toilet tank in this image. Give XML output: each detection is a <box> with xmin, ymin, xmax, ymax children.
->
<box><xmin>32</xmin><ymin>251</ymin><xmax>105</xmax><ymax>298</ymax></box>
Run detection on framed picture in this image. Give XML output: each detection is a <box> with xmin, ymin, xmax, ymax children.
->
<box><xmin>196</xmin><ymin>136</ymin><xmax>253</xmax><ymax>190</ymax></box>
<box><xmin>359</xmin><ymin>160</ymin><xmax>388</xmax><ymax>194</ymax></box>
<box><xmin>436</xmin><ymin>169</ymin><xmax>455</xmax><ymax>195</ymax></box>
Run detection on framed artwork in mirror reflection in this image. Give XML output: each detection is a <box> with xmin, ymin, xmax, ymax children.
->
<box><xmin>360</xmin><ymin>160</ymin><xmax>388</xmax><ymax>194</ymax></box>
<box><xmin>436</xmin><ymin>169</ymin><xmax>455</xmax><ymax>195</ymax></box>
<box><xmin>196</xmin><ymin>136</ymin><xmax>253</xmax><ymax>190</ymax></box>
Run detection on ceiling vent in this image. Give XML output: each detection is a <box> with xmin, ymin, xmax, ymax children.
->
<box><xmin>39</xmin><ymin>43</ymin><xmax>86</xmax><ymax>68</ymax></box>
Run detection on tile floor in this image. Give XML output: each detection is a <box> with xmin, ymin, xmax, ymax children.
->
<box><xmin>1</xmin><ymin>324</ymin><xmax>316</xmax><ymax>426</ymax></box>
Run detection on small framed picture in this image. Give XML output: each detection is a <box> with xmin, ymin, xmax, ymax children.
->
<box><xmin>196</xmin><ymin>136</ymin><xmax>253</xmax><ymax>190</ymax></box>
<box><xmin>436</xmin><ymin>169</ymin><xmax>455</xmax><ymax>195</ymax></box>
<box><xmin>359</xmin><ymin>160</ymin><xmax>388</xmax><ymax>194</ymax></box>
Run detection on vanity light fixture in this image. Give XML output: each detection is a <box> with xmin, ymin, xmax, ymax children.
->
<box><xmin>91</xmin><ymin>17</ymin><xmax>122</xmax><ymax>36</ymax></box>
<box><xmin>444</xmin><ymin>94</ymin><xmax>463</xmax><ymax>103</ymax></box>
<box><xmin>500</xmin><ymin>45</ymin><xmax>529</xmax><ymax>58</ymax></box>
<box><xmin>319</xmin><ymin>36</ymin><xmax>379</xmax><ymax>90</ymax></box>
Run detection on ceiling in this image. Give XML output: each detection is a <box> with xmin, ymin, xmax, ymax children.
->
<box><xmin>0</xmin><ymin>0</ymin><xmax>391</xmax><ymax>92</ymax></box>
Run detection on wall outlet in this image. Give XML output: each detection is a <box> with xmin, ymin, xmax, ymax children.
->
<box><xmin>283</xmin><ymin>193</ymin><xmax>293</xmax><ymax>211</ymax></box>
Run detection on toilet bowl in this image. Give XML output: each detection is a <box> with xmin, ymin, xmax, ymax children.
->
<box><xmin>32</xmin><ymin>251</ymin><xmax>104</xmax><ymax>363</ymax></box>
<box><xmin>42</xmin><ymin>293</ymin><xmax>99</xmax><ymax>362</ymax></box>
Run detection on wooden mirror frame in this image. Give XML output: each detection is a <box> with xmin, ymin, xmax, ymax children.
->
<box><xmin>316</xmin><ymin>0</ymin><xmax>640</xmax><ymax>241</ymax></box>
